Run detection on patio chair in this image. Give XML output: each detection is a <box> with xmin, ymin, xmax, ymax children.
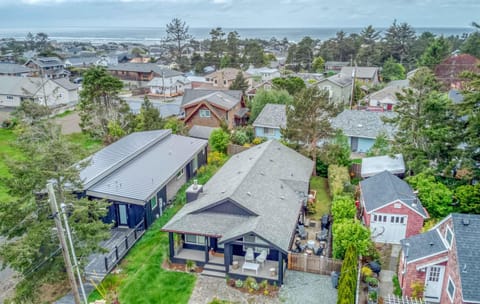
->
<box><xmin>316</xmin><ymin>228</ymin><xmax>328</xmax><ymax>242</ymax></box>
<box><xmin>245</xmin><ymin>248</ymin><xmax>254</xmax><ymax>262</ymax></box>
<box><xmin>297</xmin><ymin>225</ymin><xmax>307</xmax><ymax>239</ymax></box>
<box><xmin>256</xmin><ymin>250</ymin><xmax>267</xmax><ymax>266</ymax></box>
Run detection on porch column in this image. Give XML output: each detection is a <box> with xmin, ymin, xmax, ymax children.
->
<box><xmin>168</xmin><ymin>232</ymin><xmax>174</xmax><ymax>259</ymax></box>
<box><xmin>278</xmin><ymin>252</ymin><xmax>284</xmax><ymax>285</ymax></box>
<box><xmin>224</xmin><ymin>243</ymin><xmax>231</xmax><ymax>273</ymax></box>
<box><xmin>204</xmin><ymin>238</ymin><xmax>209</xmax><ymax>263</ymax></box>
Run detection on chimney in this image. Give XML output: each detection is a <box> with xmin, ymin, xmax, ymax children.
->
<box><xmin>186</xmin><ymin>181</ymin><xmax>203</xmax><ymax>203</ymax></box>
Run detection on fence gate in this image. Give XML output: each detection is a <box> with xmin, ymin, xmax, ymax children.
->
<box><xmin>383</xmin><ymin>295</ymin><xmax>424</xmax><ymax>304</ymax></box>
<box><xmin>287</xmin><ymin>252</ymin><xmax>342</xmax><ymax>275</ymax></box>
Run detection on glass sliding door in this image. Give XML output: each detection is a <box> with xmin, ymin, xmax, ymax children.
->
<box><xmin>118</xmin><ymin>204</ymin><xmax>128</xmax><ymax>226</ymax></box>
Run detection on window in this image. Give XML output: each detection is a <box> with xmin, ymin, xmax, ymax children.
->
<box><xmin>243</xmin><ymin>234</ymin><xmax>269</xmax><ymax>254</ymax></box>
<box><xmin>445</xmin><ymin>226</ymin><xmax>453</xmax><ymax>248</ymax></box>
<box><xmin>192</xmin><ymin>155</ymin><xmax>198</xmax><ymax>172</ymax></box>
<box><xmin>223</xmin><ymin>80</ymin><xmax>227</xmax><ymax>85</ymax></box>
<box><xmin>176</xmin><ymin>168</ymin><xmax>184</xmax><ymax>180</ymax></box>
<box><xmin>264</xmin><ymin>127</ymin><xmax>275</xmax><ymax>136</ymax></box>
<box><xmin>447</xmin><ymin>277</ymin><xmax>455</xmax><ymax>301</ymax></box>
<box><xmin>6</xmin><ymin>96</ymin><xmax>13</xmax><ymax>100</ymax></box>
<box><xmin>199</xmin><ymin>109</ymin><xmax>211</xmax><ymax>118</ymax></box>
<box><xmin>150</xmin><ymin>196</ymin><xmax>157</xmax><ymax>209</ymax></box>
<box><xmin>185</xmin><ymin>234</ymin><xmax>205</xmax><ymax>245</ymax></box>
<box><xmin>394</xmin><ymin>203</ymin><xmax>401</xmax><ymax>209</ymax></box>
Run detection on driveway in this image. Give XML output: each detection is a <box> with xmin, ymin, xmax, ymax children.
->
<box><xmin>279</xmin><ymin>271</ymin><xmax>337</xmax><ymax>304</ymax></box>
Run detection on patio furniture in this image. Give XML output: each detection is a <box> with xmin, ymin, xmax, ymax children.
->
<box><xmin>269</xmin><ymin>267</ymin><xmax>277</xmax><ymax>277</ymax></box>
<box><xmin>242</xmin><ymin>261</ymin><xmax>259</xmax><ymax>275</ymax></box>
<box><xmin>232</xmin><ymin>260</ymin><xmax>239</xmax><ymax>270</ymax></box>
<box><xmin>321</xmin><ymin>214</ymin><xmax>330</xmax><ymax>229</ymax></box>
<box><xmin>307</xmin><ymin>240</ymin><xmax>315</xmax><ymax>249</ymax></box>
<box><xmin>245</xmin><ymin>248</ymin><xmax>254</xmax><ymax>262</ymax></box>
<box><xmin>256</xmin><ymin>250</ymin><xmax>267</xmax><ymax>266</ymax></box>
<box><xmin>314</xmin><ymin>246</ymin><xmax>323</xmax><ymax>256</ymax></box>
<box><xmin>316</xmin><ymin>228</ymin><xmax>328</xmax><ymax>242</ymax></box>
<box><xmin>297</xmin><ymin>225</ymin><xmax>307</xmax><ymax>239</ymax></box>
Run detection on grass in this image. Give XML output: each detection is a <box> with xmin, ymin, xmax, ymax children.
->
<box><xmin>309</xmin><ymin>176</ymin><xmax>332</xmax><ymax>220</ymax></box>
<box><xmin>65</xmin><ymin>132</ymin><xmax>103</xmax><ymax>157</ymax></box>
<box><xmin>53</xmin><ymin>109</ymin><xmax>74</xmax><ymax>118</ymax></box>
<box><xmin>88</xmin><ymin>160</ymin><xmax>226</xmax><ymax>304</ymax></box>
<box><xmin>0</xmin><ymin>129</ymin><xmax>22</xmax><ymax>202</ymax></box>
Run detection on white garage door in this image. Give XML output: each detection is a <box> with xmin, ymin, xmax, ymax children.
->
<box><xmin>370</xmin><ymin>213</ymin><xmax>407</xmax><ymax>244</ymax></box>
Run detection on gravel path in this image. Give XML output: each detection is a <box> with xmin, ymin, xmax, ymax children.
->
<box><xmin>188</xmin><ymin>276</ymin><xmax>280</xmax><ymax>304</ymax></box>
<box><xmin>53</xmin><ymin>112</ymin><xmax>81</xmax><ymax>134</ymax></box>
<box><xmin>279</xmin><ymin>271</ymin><xmax>337</xmax><ymax>304</ymax></box>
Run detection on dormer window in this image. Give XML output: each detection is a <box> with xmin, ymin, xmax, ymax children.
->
<box><xmin>445</xmin><ymin>226</ymin><xmax>453</xmax><ymax>248</ymax></box>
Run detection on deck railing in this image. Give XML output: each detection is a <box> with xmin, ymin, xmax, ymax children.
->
<box><xmin>103</xmin><ymin>220</ymin><xmax>146</xmax><ymax>272</ymax></box>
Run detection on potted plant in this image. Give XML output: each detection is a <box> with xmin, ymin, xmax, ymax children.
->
<box><xmin>367</xmin><ymin>290</ymin><xmax>378</xmax><ymax>304</ymax></box>
<box><xmin>185</xmin><ymin>259</ymin><xmax>196</xmax><ymax>272</ymax></box>
<box><xmin>366</xmin><ymin>276</ymin><xmax>379</xmax><ymax>293</ymax></box>
<box><xmin>361</xmin><ymin>265</ymin><xmax>373</xmax><ymax>282</ymax></box>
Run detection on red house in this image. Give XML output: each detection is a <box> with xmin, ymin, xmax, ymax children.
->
<box><xmin>399</xmin><ymin>213</ymin><xmax>480</xmax><ymax>304</ymax></box>
<box><xmin>434</xmin><ymin>54</ymin><xmax>480</xmax><ymax>89</ymax></box>
<box><xmin>359</xmin><ymin>171</ymin><xmax>428</xmax><ymax>244</ymax></box>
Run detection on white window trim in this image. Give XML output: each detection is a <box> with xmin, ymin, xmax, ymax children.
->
<box><xmin>445</xmin><ymin>226</ymin><xmax>454</xmax><ymax>249</ymax></box>
<box><xmin>199</xmin><ymin>109</ymin><xmax>211</xmax><ymax>118</ymax></box>
<box><xmin>185</xmin><ymin>234</ymin><xmax>206</xmax><ymax>245</ymax></box>
<box><xmin>264</xmin><ymin>127</ymin><xmax>275</xmax><ymax>136</ymax></box>
<box><xmin>243</xmin><ymin>235</ymin><xmax>270</xmax><ymax>254</ymax></box>
<box><xmin>447</xmin><ymin>276</ymin><xmax>455</xmax><ymax>302</ymax></box>
<box><xmin>176</xmin><ymin>168</ymin><xmax>184</xmax><ymax>180</ymax></box>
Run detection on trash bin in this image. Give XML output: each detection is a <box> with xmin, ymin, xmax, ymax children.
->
<box><xmin>331</xmin><ymin>271</ymin><xmax>339</xmax><ymax>289</ymax></box>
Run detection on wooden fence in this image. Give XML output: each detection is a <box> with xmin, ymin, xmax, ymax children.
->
<box><xmin>287</xmin><ymin>252</ymin><xmax>342</xmax><ymax>275</ymax></box>
<box><xmin>350</xmin><ymin>163</ymin><xmax>362</xmax><ymax>178</ymax></box>
<box><xmin>227</xmin><ymin>144</ymin><xmax>250</xmax><ymax>155</ymax></box>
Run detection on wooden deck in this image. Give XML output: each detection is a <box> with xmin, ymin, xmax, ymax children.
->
<box><xmin>174</xmin><ymin>248</ymin><xmax>206</xmax><ymax>263</ymax></box>
<box><xmin>229</xmin><ymin>258</ymin><xmax>279</xmax><ymax>281</ymax></box>
<box><xmin>84</xmin><ymin>224</ymin><xmax>145</xmax><ymax>281</ymax></box>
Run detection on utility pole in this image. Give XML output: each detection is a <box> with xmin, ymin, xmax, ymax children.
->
<box><xmin>47</xmin><ymin>183</ymin><xmax>82</xmax><ymax>304</ymax></box>
<box><xmin>349</xmin><ymin>67</ymin><xmax>356</xmax><ymax>110</ymax></box>
<box><xmin>61</xmin><ymin>203</ymin><xmax>88</xmax><ymax>303</ymax></box>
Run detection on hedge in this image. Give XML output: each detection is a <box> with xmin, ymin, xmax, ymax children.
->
<box><xmin>328</xmin><ymin>165</ymin><xmax>350</xmax><ymax>196</ymax></box>
<box><xmin>337</xmin><ymin>245</ymin><xmax>358</xmax><ymax>304</ymax></box>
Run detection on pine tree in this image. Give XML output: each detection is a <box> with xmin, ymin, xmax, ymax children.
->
<box><xmin>135</xmin><ymin>96</ymin><xmax>164</xmax><ymax>131</ymax></box>
<box><xmin>229</xmin><ymin>71</ymin><xmax>249</xmax><ymax>92</ymax></box>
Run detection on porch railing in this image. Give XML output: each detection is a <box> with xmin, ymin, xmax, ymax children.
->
<box><xmin>102</xmin><ymin>220</ymin><xmax>146</xmax><ymax>273</ymax></box>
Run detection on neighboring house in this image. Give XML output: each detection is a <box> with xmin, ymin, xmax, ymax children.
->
<box><xmin>181</xmin><ymin>89</ymin><xmax>248</xmax><ymax>129</ymax></box>
<box><xmin>448</xmin><ymin>89</ymin><xmax>464</xmax><ymax>104</ymax></box>
<box><xmin>0</xmin><ymin>76</ymin><xmax>79</xmax><ymax>108</ymax></box>
<box><xmin>359</xmin><ymin>171</ymin><xmax>428</xmax><ymax>244</ymax></box>
<box><xmin>0</xmin><ymin>63</ymin><xmax>33</xmax><ymax>76</ymax></box>
<box><xmin>399</xmin><ymin>213</ymin><xmax>480</xmax><ymax>304</ymax></box>
<box><xmin>435</xmin><ymin>54</ymin><xmax>480</xmax><ymax>89</ymax></box>
<box><xmin>246</xmin><ymin>66</ymin><xmax>280</xmax><ymax>81</ymax></box>
<box><xmin>64</xmin><ymin>56</ymin><xmax>100</xmax><ymax>68</ymax></box>
<box><xmin>331</xmin><ymin>109</ymin><xmax>396</xmax><ymax>153</ymax></box>
<box><xmin>162</xmin><ymin>140</ymin><xmax>314</xmax><ymax>285</ymax></box>
<box><xmin>126</xmin><ymin>100</ymin><xmax>181</xmax><ymax>118</ymax></box>
<box><xmin>340</xmin><ymin>66</ymin><xmax>380</xmax><ymax>84</ymax></box>
<box><xmin>365</xmin><ymin>79</ymin><xmax>409</xmax><ymax>111</ymax></box>
<box><xmin>79</xmin><ymin>130</ymin><xmax>208</xmax><ymax>230</ymax></box>
<box><xmin>205</xmin><ymin>68</ymin><xmax>253</xmax><ymax>89</ymax></box>
<box><xmin>246</xmin><ymin>80</ymin><xmax>273</xmax><ymax>99</ymax></box>
<box><xmin>25</xmin><ymin>57</ymin><xmax>69</xmax><ymax>79</ymax></box>
<box><xmin>316</xmin><ymin>73</ymin><xmax>352</xmax><ymax>106</ymax></box>
<box><xmin>252</xmin><ymin>104</ymin><xmax>286</xmax><ymax>140</ymax></box>
<box><xmin>147</xmin><ymin>74</ymin><xmax>191</xmax><ymax>97</ymax></box>
<box><xmin>107</xmin><ymin>63</ymin><xmax>184</xmax><ymax>89</ymax></box>
<box><xmin>360</xmin><ymin>154</ymin><xmax>405</xmax><ymax>179</ymax></box>
<box><xmin>188</xmin><ymin>125</ymin><xmax>218</xmax><ymax>140</ymax></box>
<box><xmin>324</xmin><ymin>61</ymin><xmax>349</xmax><ymax>72</ymax></box>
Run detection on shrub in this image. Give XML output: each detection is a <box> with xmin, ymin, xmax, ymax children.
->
<box><xmin>245</xmin><ymin>277</ymin><xmax>256</xmax><ymax>289</ymax></box>
<box><xmin>331</xmin><ymin>195</ymin><xmax>356</xmax><ymax>221</ymax></box>
<box><xmin>337</xmin><ymin>245</ymin><xmax>358</xmax><ymax>304</ymax></box>
<box><xmin>235</xmin><ymin>279</ymin><xmax>244</xmax><ymax>288</ymax></box>
<box><xmin>328</xmin><ymin>165</ymin><xmax>351</xmax><ymax>196</ymax></box>
<box><xmin>252</xmin><ymin>137</ymin><xmax>265</xmax><ymax>145</ymax></box>
<box><xmin>209</xmin><ymin>129</ymin><xmax>230</xmax><ymax>153</ymax></box>
<box><xmin>332</xmin><ymin>220</ymin><xmax>371</xmax><ymax>259</ymax></box>
<box><xmin>392</xmin><ymin>275</ymin><xmax>402</xmax><ymax>297</ymax></box>
<box><xmin>366</xmin><ymin>276</ymin><xmax>379</xmax><ymax>287</ymax></box>
<box><xmin>207</xmin><ymin>151</ymin><xmax>227</xmax><ymax>167</ymax></box>
<box><xmin>259</xmin><ymin>280</ymin><xmax>268</xmax><ymax>290</ymax></box>
<box><xmin>411</xmin><ymin>280</ymin><xmax>425</xmax><ymax>298</ymax></box>
<box><xmin>361</xmin><ymin>265</ymin><xmax>373</xmax><ymax>278</ymax></box>
<box><xmin>231</xmin><ymin>129</ymin><xmax>249</xmax><ymax>145</ymax></box>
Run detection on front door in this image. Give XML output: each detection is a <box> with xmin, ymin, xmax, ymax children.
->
<box><xmin>117</xmin><ymin>204</ymin><xmax>128</xmax><ymax>227</ymax></box>
<box><xmin>424</xmin><ymin>265</ymin><xmax>444</xmax><ymax>302</ymax></box>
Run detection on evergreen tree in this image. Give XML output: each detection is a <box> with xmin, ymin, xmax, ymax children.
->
<box><xmin>208</xmin><ymin>27</ymin><xmax>226</xmax><ymax>67</ymax></box>
<box><xmin>418</xmin><ymin>36</ymin><xmax>451</xmax><ymax>68</ymax></box>
<box><xmin>165</xmin><ymin>18</ymin><xmax>193</xmax><ymax>64</ymax></box>
<box><xmin>282</xmin><ymin>86</ymin><xmax>339</xmax><ymax>175</ymax></box>
<box><xmin>0</xmin><ymin>121</ymin><xmax>110</xmax><ymax>302</ymax></box>
<box><xmin>135</xmin><ymin>96</ymin><xmax>164</xmax><ymax>131</ymax></box>
<box><xmin>384</xmin><ymin>20</ymin><xmax>416</xmax><ymax>68</ymax></box>
<box><xmin>271</xmin><ymin>76</ymin><xmax>306</xmax><ymax>95</ymax></box>
<box><xmin>229</xmin><ymin>71</ymin><xmax>249</xmax><ymax>92</ymax></box>
<box><xmin>382</xmin><ymin>57</ymin><xmax>406</xmax><ymax>82</ymax></box>
<box><xmin>226</xmin><ymin>31</ymin><xmax>240</xmax><ymax>68</ymax></box>
<box><xmin>460</xmin><ymin>32</ymin><xmax>480</xmax><ymax>58</ymax></box>
<box><xmin>249</xmin><ymin>89</ymin><xmax>293</xmax><ymax>123</ymax></box>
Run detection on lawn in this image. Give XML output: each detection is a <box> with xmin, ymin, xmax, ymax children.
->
<box><xmin>88</xmin><ymin>161</ymin><xmax>225</xmax><ymax>304</ymax></box>
<box><xmin>309</xmin><ymin>176</ymin><xmax>332</xmax><ymax>220</ymax></box>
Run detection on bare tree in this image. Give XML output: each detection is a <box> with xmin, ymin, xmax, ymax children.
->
<box><xmin>165</xmin><ymin>18</ymin><xmax>193</xmax><ymax>63</ymax></box>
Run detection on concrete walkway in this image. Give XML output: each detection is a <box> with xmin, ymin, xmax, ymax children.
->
<box><xmin>379</xmin><ymin>244</ymin><xmax>402</xmax><ymax>299</ymax></box>
<box><xmin>279</xmin><ymin>271</ymin><xmax>337</xmax><ymax>304</ymax></box>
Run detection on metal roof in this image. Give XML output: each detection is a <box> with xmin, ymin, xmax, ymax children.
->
<box><xmin>188</xmin><ymin>125</ymin><xmax>218</xmax><ymax>140</ymax></box>
<box><xmin>360</xmin><ymin>171</ymin><xmax>427</xmax><ymax>218</ymax></box>
<box><xmin>361</xmin><ymin>154</ymin><xmax>405</xmax><ymax>178</ymax></box>
<box><xmin>0</xmin><ymin>63</ymin><xmax>32</xmax><ymax>74</ymax></box>
<box><xmin>107</xmin><ymin>63</ymin><xmax>183</xmax><ymax>77</ymax></box>
<box><xmin>163</xmin><ymin>140</ymin><xmax>314</xmax><ymax>252</ymax></box>
<box><xmin>86</xmin><ymin>133</ymin><xmax>207</xmax><ymax>203</ymax></box>
<box><xmin>253</xmin><ymin>104</ymin><xmax>286</xmax><ymax>129</ymax></box>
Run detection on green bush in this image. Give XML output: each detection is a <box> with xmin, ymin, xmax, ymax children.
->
<box><xmin>328</xmin><ymin>165</ymin><xmax>351</xmax><ymax>196</ymax></box>
<box><xmin>235</xmin><ymin>279</ymin><xmax>244</xmax><ymax>288</ymax></box>
<box><xmin>332</xmin><ymin>220</ymin><xmax>371</xmax><ymax>259</ymax></box>
<box><xmin>230</xmin><ymin>129</ymin><xmax>249</xmax><ymax>145</ymax></box>
<box><xmin>209</xmin><ymin>129</ymin><xmax>230</xmax><ymax>153</ymax></box>
<box><xmin>337</xmin><ymin>245</ymin><xmax>358</xmax><ymax>304</ymax></box>
<box><xmin>393</xmin><ymin>275</ymin><xmax>402</xmax><ymax>297</ymax></box>
<box><xmin>331</xmin><ymin>195</ymin><xmax>356</xmax><ymax>221</ymax></box>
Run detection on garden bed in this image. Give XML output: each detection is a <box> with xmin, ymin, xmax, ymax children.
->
<box><xmin>226</xmin><ymin>277</ymin><xmax>279</xmax><ymax>297</ymax></box>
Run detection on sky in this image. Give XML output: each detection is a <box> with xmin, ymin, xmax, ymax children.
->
<box><xmin>0</xmin><ymin>0</ymin><xmax>478</xmax><ymax>29</ymax></box>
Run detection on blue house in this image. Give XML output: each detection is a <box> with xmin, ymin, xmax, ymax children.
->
<box><xmin>331</xmin><ymin>109</ymin><xmax>396</xmax><ymax>153</ymax></box>
<box><xmin>252</xmin><ymin>103</ymin><xmax>286</xmax><ymax>140</ymax></box>
<box><xmin>79</xmin><ymin>129</ymin><xmax>208</xmax><ymax>230</ymax></box>
<box><xmin>162</xmin><ymin>140</ymin><xmax>314</xmax><ymax>285</ymax></box>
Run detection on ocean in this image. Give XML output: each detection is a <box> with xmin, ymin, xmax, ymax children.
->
<box><xmin>0</xmin><ymin>27</ymin><xmax>474</xmax><ymax>44</ymax></box>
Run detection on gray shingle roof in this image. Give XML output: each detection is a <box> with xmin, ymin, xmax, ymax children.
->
<box><xmin>318</xmin><ymin>74</ymin><xmax>352</xmax><ymax>87</ymax></box>
<box><xmin>331</xmin><ymin>109</ymin><xmax>397</xmax><ymax>139</ymax></box>
<box><xmin>107</xmin><ymin>63</ymin><xmax>183</xmax><ymax>78</ymax></box>
<box><xmin>253</xmin><ymin>104</ymin><xmax>286</xmax><ymax>129</ymax></box>
<box><xmin>0</xmin><ymin>76</ymin><xmax>44</xmax><ymax>96</ymax></box>
<box><xmin>162</xmin><ymin>140</ymin><xmax>314</xmax><ymax>252</ymax></box>
<box><xmin>360</xmin><ymin>171</ymin><xmax>427</xmax><ymax>218</ymax></box>
<box><xmin>126</xmin><ymin>100</ymin><xmax>180</xmax><ymax>118</ymax></box>
<box><xmin>361</xmin><ymin>154</ymin><xmax>405</xmax><ymax>178</ymax></box>
<box><xmin>451</xmin><ymin>213</ymin><xmax>480</xmax><ymax>302</ymax></box>
<box><xmin>188</xmin><ymin>125</ymin><xmax>218</xmax><ymax>140</ymax></box>
<box><xmin>52</xmin><ymin>78</ymin><xmax>80</xmax><ymax>91</ymax></box>
<box><xmin>0</xmin><ymin>63</ymin><xmax>32</xmax><ymax>74</ymax></box>
<box><xmin>340</xmin><ymin>66</ymin><xmax>379</xmax><ymax>79</ymax></box>
<box><xmin>86</xmin><ymin>132</ymin><xmax>207</xmax><ymax>203</ymax></box>
<box><xmin>400</xmin><ymin>229</ymin><xmax>447</xmax><ymax>262</ymax></box>
<box><xmin>30</xmin><ymin>57</ymin><xmax>64</xmax><ymax>68</ymax></box>
<box><xmin>79</xmin><ymin>130</ymin><xmax>171</xmax><ymax>189</ymax></box>
<box><xmin>181</xmin><ymin>89</ymin><xmax>243</xmax><ymax>110</ymax></box>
